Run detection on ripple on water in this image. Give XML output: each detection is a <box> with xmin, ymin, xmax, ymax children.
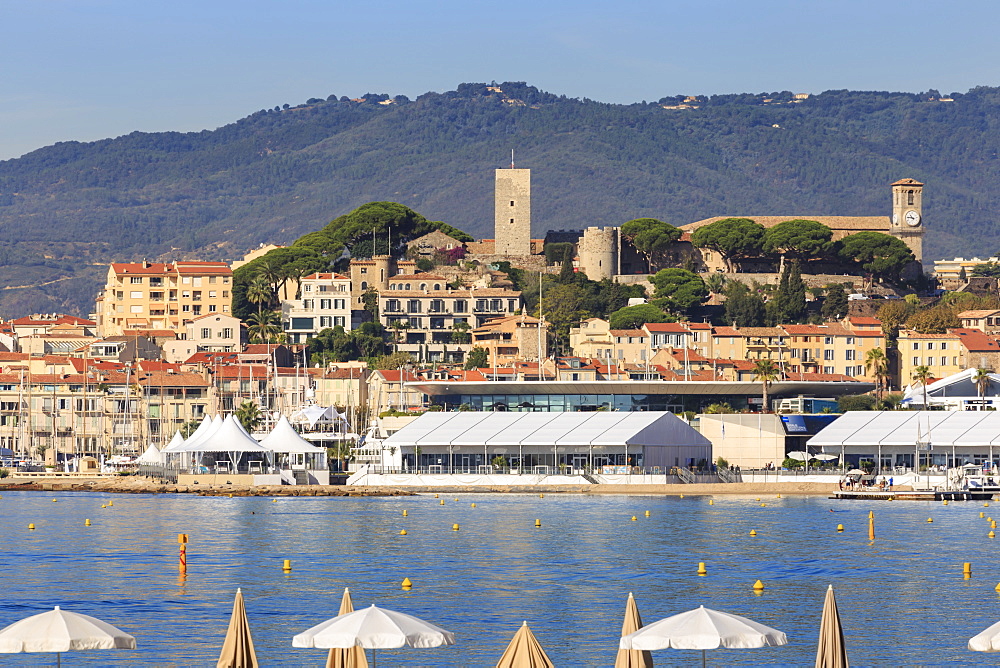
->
<box><xmin>0</xmin><ymin>491</ymin><xmax>996</xmax><ymax>666</ymax></box>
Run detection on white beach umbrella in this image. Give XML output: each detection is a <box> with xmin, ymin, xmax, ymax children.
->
<box><xmin>969</xmin><ymin>619</ymin><xmax>1000</xmax><ymax>652</ymax></box>
<box><xmin>0</xmin><ymin>606</ymin><xmax>136</xmax><ymax>666</ymax></box>
<box><xmin>620</xmin><ymin>605</ymin><xmax>786</xmax><ymax>668</ymax></box>
<box><xmin>293</xmin><ymin>604</ymin><xmax>454</xmax><ymax>667</ymax></box>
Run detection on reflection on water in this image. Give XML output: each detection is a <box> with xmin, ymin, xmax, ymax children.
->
<box><xmin>0</xmin><ymin>491</ymin><xmax>997</xmax><ymax>666</ymax></box>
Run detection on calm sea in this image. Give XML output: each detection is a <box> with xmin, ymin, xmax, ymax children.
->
<box><xmin>0</xmin><ymin>490</ymin><xmax>995</xmax><ymax>666</ymax></box>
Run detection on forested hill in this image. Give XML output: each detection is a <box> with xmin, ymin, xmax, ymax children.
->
<box><xmin>2</xmin><ymin>81</ymin><xmax>1000</xmax><ymax>317</ymax></box>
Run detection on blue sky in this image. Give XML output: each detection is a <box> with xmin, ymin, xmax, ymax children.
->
<box><xmin>1</xmin><ymin>0</ymin><xmax>997</xmax><ymax>160</ymax></box>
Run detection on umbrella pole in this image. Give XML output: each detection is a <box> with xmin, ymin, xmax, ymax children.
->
<box><xmin>372</xmin><ymin>647</ymin><xmax>376</xmax><ymax>668</ymax></box>
<box><xmin>702</xmin><ymin>649</ymin><xmax>706</xmax><ymax>668</ymax></box>
<box><xmin>57</xmin><ymin>652</ymin><xmax>60</xmax><ymax>668</ymax></box>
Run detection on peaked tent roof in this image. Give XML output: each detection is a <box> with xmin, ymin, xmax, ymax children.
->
<box><xmin>159</xmin><ymin>430</ymin><xmax>184</xmax><ymax>453</ymax></box>
<box><xmin>186</xmin><ymin>415</ymin><xmax>224</xmax><ymax>450</ymax></box>
<box><xmin>290</xmin><ymin>405</ymin><xmax>337</xmax><ymax>428</ymax></box>
<box><xmin>136</xmin><ymin>443</ymin><xmax>162</xmax><ymax>464</ymax></box>
<box><xmin>384</xmin><ymin>411</ymin><xmax>711</xmax><ymax>448</ymax></box>
<box><xmin>177</xmin><ymin>415</ymin><xmax>269</xmax><ymax>453</ymax></box>
<box><xmin>260</xmin><ymin>416</ymin><xmax>326</xmax><ymax>453</ymax></box>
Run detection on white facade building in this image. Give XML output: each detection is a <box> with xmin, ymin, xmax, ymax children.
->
<box><xmin>281</xmin><ymin>272</ymin><xmax>352</xmax><ymax>343</ymax></box>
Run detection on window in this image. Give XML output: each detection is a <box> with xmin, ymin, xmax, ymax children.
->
<box><xmin>407</xmin><ymin>300</ymin><xmax>421</xmax><ymax>313</ymax></box>
<box><xmin>361</xmin><ymin>282</ymin><xmax>368</xmax><ymax>290</ymax></box>
<box><xmin>824</xmin><ymin>337</ymin><xmax>833</xmax><ymax>345</ymax></box>
<box><xmin>845</xmin><ymin>350</ymin><xmax>856</xmax><ymax>361</ymax></box>
<box><xmin>291</xmin><ymin>317</ymin><xmax>314</xmax><ymax>330</ymax></box>
<box><xmin>510</xmin><ymin>218</ymin><xmax>514</xmax><ymax>224</ymax></box>
<box><xmin>430</xmin><ymin>299</ymin><xmax>444</xmax><ymax>312</ymax></box>
<box><xmin>319</xmin><ymin>316</ymin><xmax>332</xmax><ymax>327</ymax></box>
<box><xmin>510</xmin><ymin>200</ymin><xmax>515</xmax><ymax>206</ymax></box>
<box><xmin>130</xmin><ymin>276</ymin><xmax>143</xmax><ymax>284</ymax></box>
<box><xmin>201</xmin><ymin>328</ymin><xmax>211</xmax><ymax>339</ymax></box>
<box><xmin>912</xmin><ymin>342</ymin><xmax>919</xmax><ymax>350</ymax></box>
<box><xmin>209</xmin><ymin>291</ymin><xmax>217</xmax><ymax>298</ymax></box>
<box><xmin>846</xmin><ymin>337</ymin><xmax>855</xmax><ymax>345</ymax></box>
<box><xmin>386</xmin><ymin>299</ymin><xmax>401</xmax><ymax>312</ymax></box>
<box><xmin>320</xmin><ymin>299</ymin><xmax>332</xmax><ymax>310</ymax></box>
<box><xmin>824</xmin><ymin>349</ymin><xmax>834</xmax><ymax>361</ymax></box>
<box><xmin>823</xmin><ymin>366</ymin><xmax>834</xmax><ymax>374</ymax></box>
<box><xmin>430</xmin><ymin>317</ymin><xmax>445</xmax><ymax>329</ymax></box>
<box><xmin>927</xmin><ymin>342</ymin><xmax>934</xmax><ymax>350</ymax></box>
<box><xmin>129</xmin><ymin>291</ymin><xmax>142</xmax><ymax>298</ymax></box>
<box><xmin>334</xmin><ymin>299</ymin><xmax>346</xmax><ymax>310</ymax></box>
<box><xmin>130</xmin><ymin>305</ymin><xmax>143</xmax><ymax>313</ymax></box>
<box><xmin>304</xmin><ymin>284</ymin><xmax>312</xmax><ymax>292</ymax></box>
<box><xmin>454</xmin><ymin>300</ymin><xmax>467</xmax><ymax>313</ymax></box>
<box><xmin>181</xmin><ymin>291</ymin><xmax>191</xmax><ymax>299</ymax></box>
<box><xmin>913</xmin><ymin>357</ymin><xmax>919</xmax><ymax>366</ymax></box>
<box><xmin>491</xmin><ymin>299</ymin><xmax>502</xmax><ymax>311</ymax></box>
<box><xmin>302</xmin><ymin>299</ymin><xmax>314</xmax><ymax>309</ymax></box>
<box><xmin>208</xmin><ymin>304</ymin><xmax>216</xmax><ymax>312</ymax></box>
<box><xmin>360</xmin><ymin>268</ymin><xmax>368</xmax><ymax>274</ymax></box>
<box><xmin>209</xmin><ymin>276</ymin><xmax>217</xmax><ymax>284</ymax></box>
<box><xmin>222</xmin><ymin>328</ymin><xmax>233</xmax><ymax>339</ymax></box>
<box><xmin>940</xmin><ymin>342</ymin><xmax>948</xmax><ymax>350</ymax></box>
<box><xmin>182</xmin><ymin>305</ymin><xmax>190</xmax><ymax>313</ymax></box>
<box><xmin>334</xmin><ymin>316</ymin><xmax>345</xmax><ymax>327</ymax></box>
<box><xmin>192</xmin><ymin>305</ymin><xmax>202</xmax><ymax>315</ymax></box>
<box><xmin>907</xmin><ymin>190</ymin><xmax>914</xmax><ymax>205</ymax></box>
<box><xmin>193</xmin><ymin>277</ymin><xmax>202</xmax><ymax>287</ymax></box>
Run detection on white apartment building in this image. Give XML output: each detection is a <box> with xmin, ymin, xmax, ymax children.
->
<box><xmin>185</xmin><ymin>313</ymin><xmax>243</xmax><ymax>352</ymax></box>
<box><xmin>281</xmin><ymin>273</ymin><xmax>352</xmax><ymax>343</ymax></box>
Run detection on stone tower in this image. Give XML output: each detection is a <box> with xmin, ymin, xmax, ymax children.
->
<box><xmin>494</xmin><ymin>168</ymin><xmax>531</xmax><ymax>256</ymax></box>
<box><xmin>577</xmin><ymin>227</ymin><xmax>618</xmax><ymax>281</ymax></box>
<box><xmin>889</xmin><ymin>178</ymin><xmax>924</xmax><ymax>266</ymax></box>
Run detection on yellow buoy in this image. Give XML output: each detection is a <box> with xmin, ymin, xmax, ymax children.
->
<box><xmin>753</xmin><ymin>579</ymin><xmax>765</xmax><ymax>590</ymax></box>
<box><xmin>282</xmin><ymin>559</ymin><xmax>291</xmax><ymax>572</ymax></box>
<box><xmin>228</xmin><ymin>494</ymin><xmax>233</xmax><ymax>498</ymax></box>
<box><xmin>402</xmin><ymin>510</ymin><xmax>408</xmax><ymax>517</ymax></box>
<box><xmin>644</xmin><ymin>510</ymin><xmax>650</xmax><ymax>517</ymax></box>
<box><xmin>453</xmin><ymin>498</ymin><xmax>458</xmax><ymax>502</ymax></box>
<box><xmin>101</xmin><ymin>504</ymin><xmax>107</xmax><ymax>509</ymax></box>
<box><xmin>52</xmin><ymin>498</ymin><xmax>57</xmax><ymax>502</ymax></box>
<box><xmin>28</xmin><ymin>524</ymin><xmax>34</xmax><ymax>530</ymax></box>
<box><xmin>776</xmin><ymin>494</ymin><xmax>781</xmax><ymax>499</ymax></box>
<box><xmin>964</xmin><ymin>562</ymin><xmax>973</xmax><ymax>575</ymax></box>
<box><xmin>943</xmin><ymin>500</ymin><xmax>949</xmax><ymax>505</ymax></box>
<box><xmin>988</xmin><ymin>517</ymin><xmax>993</xmax><ymax>523</ymax></box>
<box><xmin>995</xmin><ymin>582</ymin><xmax>1000</xmax><ymax>592</ymax></box>
<box><xmin>981</xmin><ymin>512</ymin><xmax>985</xmax><ymax>518</ymax></box>
<box><xmin>836</xmin><ymin>524</ymin><xmax>844</xmax><ymax>532</ymax></box>
<box><xmin>272</xmin><ymin>499</ymin><xmax>278</xmax><ymax>503</ymax></box>
<box><xmin>927</xmin><ymin>518</ymin><xmax>933</xmax><ymax>523</ymax></box>
<box><xmin>535</xmin><ymin>519</ymin><xmax>541</xmax><ymax>527</ymax></box>
<box><xmin>401</xmin><ymin>577</ymin><xmax>413</xmax><ymax>589</ymax></box>
<box><xmin>434</xmin><ymin>494</ymin><xmax>439</xmax><ymax>498</ymax></box>
<box><xmin>631</xmin><ymin>516</ymin><xmax>637</xmax><ymax>521</ymax></box>
<box><xmin>709</xmin><ymin>500</ymin><xmax>714</xmax><ymax>505</ymax></box>
<box><xmin>697</xmin><ymin>562</ymin><xmax>707</xmax><ymax>576</ymax></box>
<box><xmin>471</xmin><ymin>503</ymin><xmax>476</xmax><ymax>508</ymax></box>
<box><xmin>439</xmin><ymin>499</ymin><xmax>445</xmax><ymax>506</ymax></box>
<box><xmin>749</xmin><ymin>529</ymin><xmax>757</xmax><ymax>536</ymax></box>
<box><xmin>760</xmin><ymin>503</ymin><xmax>766</xmax><ymax>507</ymax></box>
<box><xmin>84</xmin><ymin>519</ymin><xmax>91</xmax><ymax>526</ymax></box>
<box><xmin>539</xmin><ymin>494</ymin><xmax>544</xmax><ymax>498</ymax></box>
<box><xmin>993</xmin><ymin>520</ymin><xmax>997</xmax><ymax>529</ymax></box>
<box><xmin>990</xmin><ymin>531</ymin><xmax>995</xmax><ymax>538</ymax></box>
<box><xmin>679</xmin><ymin>494</ymin><xmax>684</xmax><ymax>498</ymax></box>
<box><xmin>452</xmin><ymin>523</ymin><xmax>460</xmax><ymax>531</ymax></box>
<box><xmin>399</xmin><ymin>529</ymin><xmax>407</xmax><ymax>535</ymax></box>
<box><xmin>755</xmin><ymin>498</ymin><xmax>760</xmax><ymax>501</ymax></box>
<box><xmin>108</xmin><ymin>501</ymin><xmax>113</xmax><ymax>507</ymax></box>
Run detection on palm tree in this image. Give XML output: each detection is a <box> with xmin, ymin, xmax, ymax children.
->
<box><xmin>864</xmin><ymin>347</ymin><xmax>890</xmax><ymax>399</ymax></box>
<box><xmin>751</xmin><ymin>358</ymin><xmax>781</xmax><ymax>413</ymax></box>
<box><xmin>246</xmin><ymin>274</ymin><xmax>273</xmax><ymax>318</ymax></box>
<box><xmin>389</xmin><ymin>319</ymin><xmax>410</xmax><ymax>354</ymax></box>
<box><xmin>974</xmin><ymin>367</ymin><xmax>992</xmax><ymax>403</ymax></box>
<box><xmin>913</xmin><ymin>365</ymin><xmax>932</xmax><ymax>409</ymax></box>
<box><xmin>234</xmin><ymin>400</ymin><xmax>263</xmax><ymax>433</ymax></box>
<box><xmin>246</xmin><ymin>310</ymin><xmax>283</xmax><ymax>344</ymax></box>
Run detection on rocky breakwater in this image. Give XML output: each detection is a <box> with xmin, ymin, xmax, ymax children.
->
<box><xmin>0</xmin><ymin>476</ymin><xmax>413</xmax><ymax>497</ymax></box>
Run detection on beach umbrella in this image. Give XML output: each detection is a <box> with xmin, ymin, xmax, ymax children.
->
<box><xmin>326</xmin><ymin>588</ymin><xmax>368</xmax><ymax>668</ymax></box>
<box><xmin>495</xmin><ymin>621</ymin><xmax>553</xmax><ymax>668</ymax></box>
<box><xmin>619</xmin><ymin>605</ymin><xmax>787</xmax><ymax>668</ymax></box>
<box><xmin>815</xmin><ymin>454</ymin><xmax>839</xmax><ymax>461</ymax></box>
<box><xmin>217</xmin><ymin>589</ymin><xmax>258</xmax><ymax>668</ymax></box>
<box><xmin>293</xmin><ymin>604</ymin><xmax>454</xmax><ymax>667</ymax></box>
<box><xmin>0</xmin><ymin>606</ymin><xmax>136</xmax><ymax>667</ymax></box>
<box><xmin>968</xmin><ymin>619</ymin><xmax>1000</xmax><ymax>652</ymax></box>
<box><xmin>615</xmin><ymin>593</ymin><xmax>653</xmax><ymax>668</ymax></box>
<box><xmin>846</xmin><ymin>469</ymin><xmax>865</xmax><ymax>476</ymax></box>
<box><xmin>815</xmin><ymin>585</ymin><xmax>849</xmax><ymax>668</ymax></box>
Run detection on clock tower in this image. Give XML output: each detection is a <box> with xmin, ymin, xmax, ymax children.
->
<box><xmin>890</xmin><ymin>178</ymin><xmax>924</xmax><ymax>267</ymax></box>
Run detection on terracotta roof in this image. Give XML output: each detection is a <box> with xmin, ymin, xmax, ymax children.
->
<box><xmin>713</xmin><ymin>327</ymin><xmax>740</xmax><ymax>337</ymax></box>
<box><xmin>891</xmin><ymin>178</ymin><xmax>924</xmax><ymax>186</ymax></box>
<box><xmin>302</xmin><ymin>273</ymin><xmax>350</xmax><ymax>281</ymax></box>
<box><xmin>784</xmin><ymin>371</ymin><xmax>862</xmax><ymax>382</ymax></box>
<box><xmin>846</xmin><ymin>316</ymin><xmax>882</xmax><ymax>325</ymax></box>
<box><xmin>644</xmin><ymin>323</ymin><xmax>691</xmax><ymax>333</ymax></box>
<box><xmin>681</xmin><ymin>216</ymin><xmax>890</xmax><ymax>233</ymax></box>
<box><xmin>111</xmin><ymin>261</ymin><xmax>231</xmax><ymax>276</ymax></box>
<box><xmin>738</xmin><ymin>327</ymin><xmax>787</xmax><ymax>337</ymax></box>
<box><xmin>953</xmin><ymin>329</ymin><xmax>1000</xmax><ymax>352</ymax></box>
<box><xmin>957</xmin><ymin>310</ymin><xmax>1000</xmax><ymax>318</ymax></box>
<box><xmin>610</xmin><ymin>329</ymin><xmax>646</xmax><ymax>337</ymax></box>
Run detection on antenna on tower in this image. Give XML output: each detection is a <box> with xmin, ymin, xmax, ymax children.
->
<box><xmin>511</xmin><ymin>149</ymin><xmax>515</xmax><ymax>169</ymax></box>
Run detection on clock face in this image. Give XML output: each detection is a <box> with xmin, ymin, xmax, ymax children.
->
<box><xmin>904</xmin><ymin>210</ymin><xmax>921</xmax><ymax>227</ymax></box>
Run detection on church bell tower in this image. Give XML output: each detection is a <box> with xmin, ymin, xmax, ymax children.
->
<box><xmin>890</xmin><ymin>178</ymin><xmax>924</xmax><ymax>267</ymax></box>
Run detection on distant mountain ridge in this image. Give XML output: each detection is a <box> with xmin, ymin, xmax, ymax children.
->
<box><xmin>1</xmin><ymin>81</ymin><xmax>1000</xmax><ymax>317</ymax></box>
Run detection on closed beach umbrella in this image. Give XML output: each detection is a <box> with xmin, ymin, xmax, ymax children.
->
<box><xmin>968</xmin><ymin>619</ymin><xmax>1000</xmax><ymax>652</ymax></box>
<box><xmin>495</xmin><ymin>621</ymin><xmax>554</xmax><ymax>668</ymax></box>
<box><xmin>217</xmin><ymin>589</ymin><xmax>258</xmax><ymax>668</ymax></box>
<box><xmin>815</xmin><ymin>585</ymin><xmax>849</xmax><ymax>668</ymax></box>
<box><xmin>293</xmin><ymin>604</ymin><xmax>454</xmax><ymax>667</ymax></box>
<box><xmin>326</xmin><ymin>588</ymin><xmax>368</xmax><ymax>668</ymax></box>
<box><xmin>615</xmin><ymin>593</ymin><xmax>653</xmax><ymax>668</ymax></box>
<box><xmin>620</xmin><ymin>605</ymin><xmax>786</xmax><ymax>668</ymax></box>
<box><xmin>0</xmin><ymin>606</ymin><xmax>136</xmax><ymax>667</ymax></box>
